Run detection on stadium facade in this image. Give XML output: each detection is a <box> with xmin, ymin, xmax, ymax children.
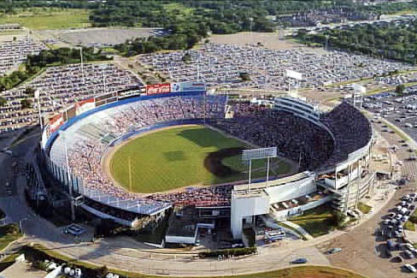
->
<box><xmin>40</xmin><ymin>88</ymin><xmax>375</xmax><ymax>242</ymax></box>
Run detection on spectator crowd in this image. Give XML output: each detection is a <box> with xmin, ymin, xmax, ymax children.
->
<box><xmin>49</xmin><ymin>95</ymin><xmax>228</xmax><ymax>215</ymax></box>
<box><xmin>48</xmin><ymin>95</ymin><xmax>372</xmax><ymax>221</ymax></box>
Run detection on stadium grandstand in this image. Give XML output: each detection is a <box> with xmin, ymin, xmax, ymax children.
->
<box><xmin>40</xmin><ymin>86</ymin><xmax>374</xmax><ymax>243</ymax></box>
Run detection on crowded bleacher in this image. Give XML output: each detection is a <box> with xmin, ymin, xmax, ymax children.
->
<box><xmin>319</xmin><ymin>101</ymin><xmax>373</xmax><ymax>169</ymax></box>
<box><xmin>46</xmin><ymin>95</ymin><xmax>371</xmax><ymax>222</ymax></box>
<box><xmin>49</xmin><ymin>95</ymin><xmax>228</xmax><ymax>216</ymax></box>
<box><xmin>212</xmin><ymin>101</ymin><xmax>334</xmax><ymax>171</ymax></box>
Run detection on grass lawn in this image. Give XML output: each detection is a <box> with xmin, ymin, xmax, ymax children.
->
<box><xmin>410</xmin><ymin>209</ymin><xmax>417</xmax><ymax>225</ymax></box>
<box><xmin>0</xmin><ymin>253</ymin><xmax>20</xmax><ymax>272</ymax></box>
<box><xmin>357</xmin><ymin>202</ymin><xmax>372</xmax><ymax>214</ymax></box>
<box><xmin>0</xmin><ymin>224</ymin><xmax>22</xmax><ymax>251</ymax></box>
<box><xmin>288</xmin><ymin>205</ymin><xmax>336</xmax><ymax>237</ymax></box>
<box><xmin>0</xmin><ymin>8</ymin><xmax>90</xmax><ymax>30</ymax></box>
<box><xmin>23</xmin><ymin>244</ymin><xmax>366</xmax><ymax>278</ymax></box>
<box><xmin>404</xmin><ymin>220</ymin><xmax>415</xmax><ymax>231</ymax></box>
<box><xmin>110</xmin><ymin>125</ymin><xmax>291</xmax><ymax>193</ymax></box>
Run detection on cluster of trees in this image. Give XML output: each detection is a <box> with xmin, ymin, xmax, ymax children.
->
<box><xmin>4</xmin><ymin>1</ymin><xmax>417</xmax><ymax>56</ymax></box>
<box><xmin>296</xmin><ymin>20</ymin><xmax>417</xmax><ymax>64</ymax></box>
<box><xmin>26</xmin><ymin>47</ymin><xmax>110</xmax><ymax>68</ymax></box>
<box><xmin>114</xmin><ymin>23</ymin><xmax>208</xmax><ymax>56</ymax></box>
<box><xmin>0</xmin><ymin>0</ymin><xmax>97</xmax><ymax>12</ymax></box>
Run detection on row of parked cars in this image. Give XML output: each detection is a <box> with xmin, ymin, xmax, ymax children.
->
<box><xmin>380</xmin><ymin>193</ymin><xmax>417</xmax><ymax>274</ymax></box>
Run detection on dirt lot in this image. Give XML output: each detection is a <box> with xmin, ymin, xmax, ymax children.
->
<box><xmin>208</xmin><ymin>31</ymin><xmax>303</xmax><ymax>50</ymax></box>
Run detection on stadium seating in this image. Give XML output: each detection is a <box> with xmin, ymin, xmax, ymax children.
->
<box><xmin>48</xmin><ymin>96</ymin><xmax>371</xmax><ymax>219</ymax></box>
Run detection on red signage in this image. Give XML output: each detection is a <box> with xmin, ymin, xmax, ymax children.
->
<box><xmin>75</xmin><ymin>98</ymin><xmax>95</xmax><ymax>115</ymax></box>
<box><xmin>49</xmin><ymin>114</ymin><xmax>64</xmax><ymax>134</ymax></box>
<box><xmin>146</xmin><ymin>83</ymin><xmax>171</xmax><ymax>95</ymax></box>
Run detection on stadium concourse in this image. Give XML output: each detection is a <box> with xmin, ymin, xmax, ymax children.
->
<box><xmin>41</xmin><ymin>86</ymin><xmax>374</xmax><ymax>242</ymax></box>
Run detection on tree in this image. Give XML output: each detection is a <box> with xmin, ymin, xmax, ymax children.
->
<box><xmin>182</xmin><ymin>52</ymin><xmax>192</xmax><ymax>64</ymax></box>
<box><xmin>0</xmin><ymin>97</ymin><xmax>6</xmax><ymax>107</ymax></box>
<box><xmin>396</xmin><ymin>84</ymin><xmax>406</xmax><ymax>95</ymax></box>
<box><xmin>23</xmin><ymin>87</ymin><xmax>35</xmax><ymax>97</ymax></box>
<box><xmin>239</xmin><ymin>72</ymin><xmax>251</xmax><ymax>81</ymax></box>
<box><xmin>20</xmin><ymin>98</ymin><xmax>32</xmax><ymax>109</ymax></box>
<box><xmin>96</xmin><ymin>265</ymin><xmax>109</xmax><ymax>278</ymax></box>
<box><xmin>332</xmin><ymin>211</ymin><xmax>347</xmax><ymax>228</ymax></box>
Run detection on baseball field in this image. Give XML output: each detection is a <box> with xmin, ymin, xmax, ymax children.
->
<box><xmin>108</xmin><ymin>125</ymin><xmax>293</xmax><ymax>194</ymax></box>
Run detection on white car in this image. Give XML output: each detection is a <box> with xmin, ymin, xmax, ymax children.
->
<box><xmin>404</xmin><ymin>264</ymin><xmax>416</xmax><ymax>273</ymax></box>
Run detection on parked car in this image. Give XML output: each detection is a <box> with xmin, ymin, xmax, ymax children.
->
<box><xmin>404</xmin><ymin>264</ymin><xmax>416</xmax><ymax>273</ymax></box>
<box><xmin>291</xmin><ymin>258</ymin><xmax>307</xmax><ymax>264</ymax></box>
<box><xmin>327</xmin><ymin>248</ymin><xmax>342</xmax><ymax>254</ymax></box>
<box><xmin>404</xmin><ymin>250</ymin><xmax>415</xmax><ymax>259</ymax></box>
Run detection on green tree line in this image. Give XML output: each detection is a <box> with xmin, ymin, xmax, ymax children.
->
<box><xmin>295</xmin><ymin>20</ymin><xmax>417</xmax><ymax>64</ymax></box>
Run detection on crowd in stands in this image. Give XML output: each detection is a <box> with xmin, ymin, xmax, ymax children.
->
<box><xmin>138</xmin><ymin>43</ymin><xmax>410</xmax><ymax>91</ymax></box>
<box><xmin>320</xmin><ymin>101</ymin><xmax>372</xmax><ymax>169</ymax></box>
<box><xmin>0</xmin><ymin>63</ymin><xmax>141</xmax><ymax>133</ymax></box>
<box><xmin>148</xmin><ymin>185</ymin><xmax>232</xmax><ymax>207</ymax></box>
<box><xmin>48</xmin><ymin>95</ymin><xmax>371</xmax><ymax>221</ymax></box>
<box><xmin>212</xmin><ymin>101</ymin><xmax>334</xmax><ymax>171</ymax></box>
<box><xmin>49</xmin><ymin>95</ymin><xmax>228</xmax><ymax>216</ymax></box>
<box><xmin>0</xmin><ymin>37</ymin><xmax>45</xmax><ymax>76</ymax></box>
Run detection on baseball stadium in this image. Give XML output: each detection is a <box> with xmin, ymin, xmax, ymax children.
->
<box><xmin>40</xmin><ymin>83</ymin><xmax>375</xmax><ymax>244</ymax></box>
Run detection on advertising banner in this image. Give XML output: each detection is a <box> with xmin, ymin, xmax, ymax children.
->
<box><xmin>170</xmin><ymin>82</ymin><xmax>181</xmax><ymax>93</ymax></box>
<box><xmin>179</xmin><ymin>81</ymin><xmax>206</xmax><ymax>92</ymax></box>
<box><xmin>75</xmin><ymin>98</ymin><xmax>96</xmax><ymax>116</ymax></box>
<box><xmin>49</xmin><ymin>114</ymin><xmax>64</xmax><ymax>134</ymax></box>
<box><xmin>146</xmin><ymin>83</ymin><xmax>171</xmax><ymax>95</ymax></box>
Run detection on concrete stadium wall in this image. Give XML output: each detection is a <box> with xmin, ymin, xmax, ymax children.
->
<box><xmin>231</xmin><ymin>193</ymin><xmax>270</xmax><ymax>239</ymax></box>
<box><xmin>264</xmin><ymin>175</ymin><xmax>316</xmax><ymax>204</ymax></box>
<box><xmin>272</xmin><ymin>195</ymin><xmax>332</xmax><ymax>220</ymax></box>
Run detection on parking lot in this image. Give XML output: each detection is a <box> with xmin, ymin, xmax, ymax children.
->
<box><xmin>364</xmin><ymin>91</ymin><xmax>417</xmax><ymax>147</ymax></box>
<box><xmin>377</xmin><ymin>192</ymin><xmax>417</xmax><ymax>274</ymax></box>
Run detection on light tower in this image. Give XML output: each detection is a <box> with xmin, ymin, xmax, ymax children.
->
<box><xmin>285</xmin><ymin>69</ymin><xmax>303</xmax><ymax>97</ymax></box>
<box><xmin>352</xmin><ymin>83</ymin><xmax>366</xmax><ymax>109</ymax></box>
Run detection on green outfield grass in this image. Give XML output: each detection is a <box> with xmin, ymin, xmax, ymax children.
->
<box><xmin>109</xmin><ymin>125</ymin><xmax>292</xmax><ymax>193</ymax></box>
<box><xmin>0</xmin><ymin>8</ymin><xmax>90</xmax><ymax>30</ymax></box>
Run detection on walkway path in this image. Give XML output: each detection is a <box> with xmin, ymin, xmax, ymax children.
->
<box><xmin>282</xmin><ymin>221</ymin><xmax>314</xmax><ymax>240</ymax></box>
